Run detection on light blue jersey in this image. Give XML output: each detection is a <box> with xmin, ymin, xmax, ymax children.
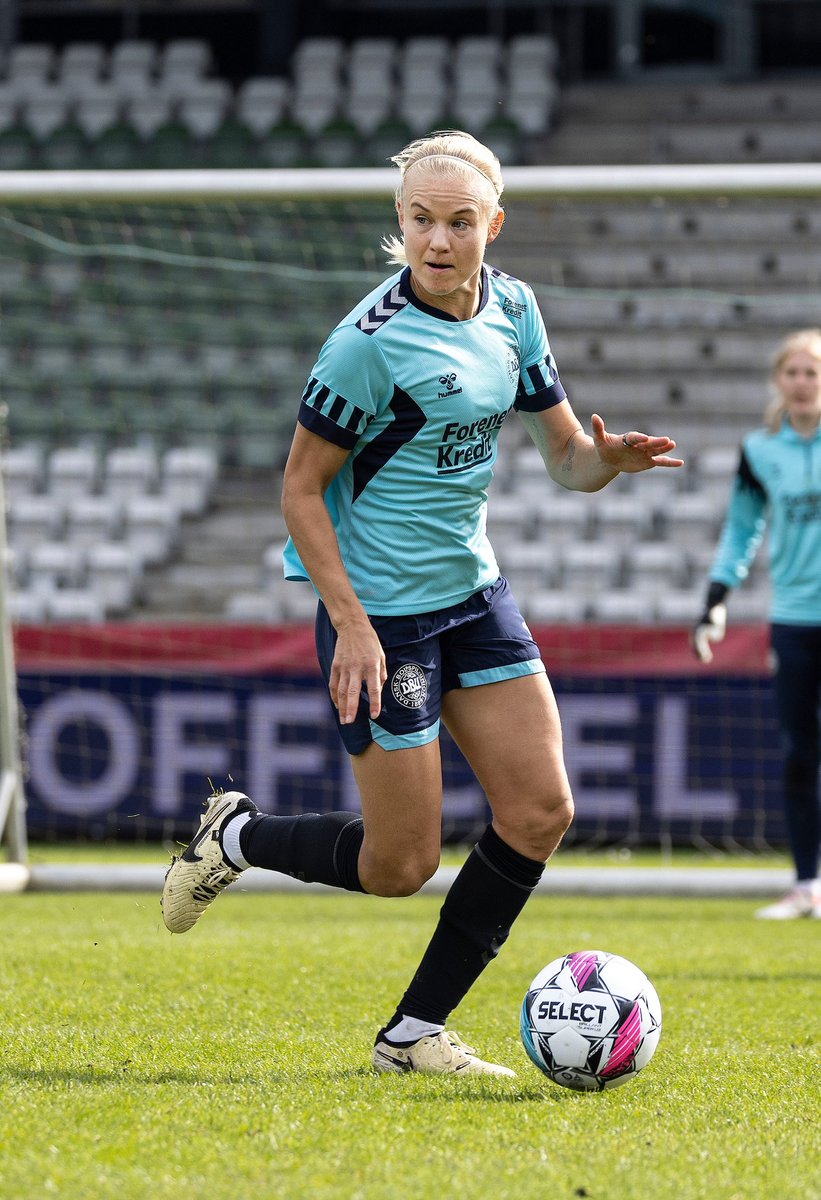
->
<box><xmin>283</xmin><ymin>265</ymin><xmax>566</xmax><ymax>615</ymax></box>
<box><xmin>710</xmin><ymin>419</ymin><xmax>821</xmax><ymax>623</ymax></box>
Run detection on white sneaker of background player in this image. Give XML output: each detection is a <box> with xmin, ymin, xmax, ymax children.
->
<box><xmin>755</xmin><ymin>879</ymin><xmax>821</xmax><ymax>920</ymax></box>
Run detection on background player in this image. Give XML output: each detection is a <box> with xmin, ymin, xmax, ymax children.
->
<box><xmin>693</xmin><ymin>328</ymin><xmax>821</xmax><ymax>919</ymax></box>
<box><xmin>163</xmin><ymin>129</ymin><xmax>683</xmax><ymax>1075</ymax></box>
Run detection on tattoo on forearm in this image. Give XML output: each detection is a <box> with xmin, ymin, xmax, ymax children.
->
<box><xmin>561</xmin><ymin>438</ymin><xmax>577</xmax><ymax>473</ymax></box>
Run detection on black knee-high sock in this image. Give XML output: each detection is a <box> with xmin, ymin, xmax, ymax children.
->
<box><xmin>385</xmin><ymin>824</ymin><xmax>545</xmax><ymax>1030</ymax></box>
<box><xmin>239</xmin><ymin>811</ymin><xmax>366</xmax><ymax>893</ymax></box>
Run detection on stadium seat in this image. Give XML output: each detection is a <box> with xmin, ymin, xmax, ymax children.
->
<box><xmin>105</xmin><ymin>445</ymin><xmax>159</xmax><ymax>499</ymax></box>
<box><xmin>311</xmin><ymin>119</ymin><xmax>361</xmax><ymax>167</ymax></box>
<box><xmin>8</xmin><ymin>495</ymin><xmax>66</xmax><ymax>549</ymax></box>
<box><xmin>255</xmin><ymin>119</ymin><xmax>311</xmax><ymax>167</ymax></box>
<box><xmin>624</xmin><ymin>542</ymin><xmax>689</xmax><ymax>592</ymax></box>
<box><xmin>74</xmin><ymin>83</ymin><xmax>124</xmax><ymax>139</ymax></box>
<box><xmin>141</xmin><ymin>118</ymin><xmax>197</xmax><ymax>167</ymax></box>
<box><xmin>22</xmin><ymin>85</ymin><xmax>72</xmax><ymax>139</ymax></box>
<box><xmin>5</xmin><ymin>588</ymin><xmax>48</xmax><ymax>623</ymax></box>
<box><xmin>123</xmin><ymin>494</ymin><xmax>180</xmax><ymax>565</ymax></box>
<box><xmin>66</xmin><ymin>494</ymin><xmax>125</xmax><ymax>548</ymax></box>
<box><xmin>587</xmin><ymin>591</ymin><xmax>651</xmax><ymax>623</ymax></box>
<box><xmin>158</xmin><ymin>38</ymin><xmax>213</xmax><ymax>89</ymax></box>
<box><xmin>558</xmin><ymin>542</ymin><xmax>623</xmax><ymax>591</ymax></box>
<box><xmin>291</xmin><ymin>37</ymin><xmax>345</xmax><ymax>73</ymax></box>
<box><xmin>1</xmin><ymin>443</ymin><xmax>45</xmax><ymax>498</ymax></box>
<box><xmin>4</xmin><ymin>43</ymin><xmax>55</xmax><ymax>96</ymax></box>
<box><xmin>48</xmin><ymin>445</ymin><xmax>99</xmax><ymax>499</ymax></box>
<box><xmin>235</xmin><ymin>77</ymin><xmax>290</xmax><ymax>137</ymax></box>
<box><xmin>532</xmin><ymin>492</ymin><xmax>592</xmax><ymax>545</ymax></box>
<box><xmin>86</xmin><ymin>542</ymin><xmax>139</xmax><ymax>614</ymax></box>
<box><xmin>58</xmin><ymin>42</ymin><xmax>107</xmax><ymax>93</ymax></box>
<box><xmin>177</xmin><ymin>79</ymin><xmax>232</xmax><ymax>138</ymax></box>
<box><xmin>109</xmin><ymin>40</ymin><xmax>157</xmax><ymax>99</ymax></box>
<box><xmin>507</xmin><ymin>34</ymin><xmax>559</xmax><ymax>74</ymax></box>
<box><xmin>161</xmin><ymin>446</ymin><xmax>218</xmax><ymax>517</ymax></box>
<box><xmin>658</xmin><ymin>492</ymin><xmax>722</xmax><ymax>548</ymax></box>
<box><xmin>522</xmin><ymin>589</ymin><xmax>589</xmax><ymax>623</ymax></box>
<box><xmin>495</xmin><ymin>540</ymin><xmax>559</xmax><ymax>591</ymax></box>
<box><xmin>126</xmin><ymin>92</ymin><xmax>175</xmax><ymax>138</ymax></box>
<box><xmin>654</xmin><ymin>588</ymin><xmax>704</xmax><ymax>624</ymax></box>
<box><xmin>400</xmin><ymin>37</ymin><xmax>451</xmax><ymax>67</ymax></box>
<box><xmin>224</xmin><ymin>591</ymin><xmax>280</xmax><ymax>622</ymax></box>
<box><xmin>589</xmin><ymin>493</ymin><xmax>655</xmax><ymax>545</ymax></box>
<box><xmin>88</xmin><ymin>120</ymin><xmax>142</xmax><ymax>168</ymax></box>
<box><xmin>291</xmin><ymin>92</ymin><xmax>339</xmax><ymax>136</ymax></box>
<box><xmin>278</xmin><ymin>582</ymin><xmax>320</xmax><ymax>622</ymax></box>
<box><xmin>28</xmin><ymin>541</ymin><xmax>86</xmax><ymax>590</ymax></box>
<box><xmin>46</xmin><ymin>587</ymin><xmax>106</xmax><ymax>623</ymax></box>
<box><xmin>38</xmin><ymin>122</ymin><xmax>91</xmax><ymax>169</ymax></box>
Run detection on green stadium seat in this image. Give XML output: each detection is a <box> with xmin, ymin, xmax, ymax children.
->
<box><xmin>203</xmin><ymin>118</ymin><xmax>259</xmax><ymax>168</ymax></box>
<box><xmin>0</xmin><ymin>123</ymin><xmax>38</xmax><ymax>169</ymax></box>
<box><xmin>364</xmin><ymin>118</ymin><xmax>413</xmax><ymax>167</ymax></box>
<box><xmin>309</xmin><ymin>119</ymin><xmax>361</xmax><ymax>168</ymax></box>
<box><xmin>89</xmin><ymin>121</ymin><xmax>143</xmax><ymax>169</ymax></box>
<box><xmin>140</xmin><ymin>121</ymin><xmax>199</xmax><ymax>169</ymax></box>
<box><xmin>38</xmin><ymin>122</ymin><xmax>93</xmax><ymax>169</ymax></box>
<box><xmin>256</xmin><ymin>119</ymin><xmax>311</xmax><ymax>167</ymax></box>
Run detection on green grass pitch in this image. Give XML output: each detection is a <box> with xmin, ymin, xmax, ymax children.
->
<box><xmin>0</xmin><ymin>889</ymin><xmax>818</xmax><ymax>1200</ymax></box>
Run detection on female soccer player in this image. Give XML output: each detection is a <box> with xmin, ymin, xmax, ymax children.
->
<box><xmin>163</xmin><ymin>130</ymin><xmax>683</xmax><ymax>1075</ymax></box>
<box><xmin>693</xmin><ymin>328</ymin><xmax>821</xmax><ymax>920</ymax></box>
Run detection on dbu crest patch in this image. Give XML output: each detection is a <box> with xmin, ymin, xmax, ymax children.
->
<box><xmin>390</xmin><ymin>663</ymin><xmax>428</xmax><ymax>709</ymax></box>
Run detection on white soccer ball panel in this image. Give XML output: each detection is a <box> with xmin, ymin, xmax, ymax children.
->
<box><xmin>545</xmin><ymin>1025</ymin><xmax>591</xmax><ymax>1069</ymax></box>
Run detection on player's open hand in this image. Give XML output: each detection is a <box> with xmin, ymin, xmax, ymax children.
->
<box><xmin>329</xmin><ymin>617</ymin><xmax>387</xmax><ymax>724</ymax></box>
<box><xmin>592</xmin><ymin>413</ymin><xmax>684</xmax><ymax>473</ymax></box>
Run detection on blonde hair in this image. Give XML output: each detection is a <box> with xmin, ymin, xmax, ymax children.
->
<box><xmin>764</xmin><ymin>327</ymin><xmax>821</xmax><ymax>431</ymax></box>
<box><xmin>381</xmin><ymin>130</ymin><xmax>504</xmax><ymax>266</ymax></box>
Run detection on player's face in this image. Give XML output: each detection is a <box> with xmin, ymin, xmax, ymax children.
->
<box><xmin>776</xmin><ymin>349</ymin><xmax>821</xmax><ymax>428</ymax></box>
<box><xmin>397</xmin><ymin>167</ymin><xmax>504</xmax><ymax>320</ymax></box>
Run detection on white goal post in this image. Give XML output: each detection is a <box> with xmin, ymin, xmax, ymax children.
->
<box><xmin>0</xmin><ymin>407</ymin><xmax>29</xmax><ymax>887</ymax></box>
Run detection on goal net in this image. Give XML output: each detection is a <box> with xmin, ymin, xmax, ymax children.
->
<box><xmin>2</xmin><ymin>163</ymin><xmax>819</xmax><ymax>864</ymax></box>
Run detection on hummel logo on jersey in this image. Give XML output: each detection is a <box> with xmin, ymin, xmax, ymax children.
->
<box><xmin>357</xmin><ymin>283</ymin><xmax>408</xmax><ymax>335</ymax></box>
<box><xmin>437</xmin><ymin>372</ymin><xmax>463</xmax><ymax>399</ymax></box>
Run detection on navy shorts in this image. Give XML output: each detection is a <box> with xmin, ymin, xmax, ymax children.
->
<box><xmin>315</xmin><ymin>576</ymin><xmax>545</xmax><ymax>754</ymax></box>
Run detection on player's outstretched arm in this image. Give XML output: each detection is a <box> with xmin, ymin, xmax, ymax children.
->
<box><xmin>519</xmin><ymin>403</ymin><xmax>684</xmax><ymax>493</ymax></box>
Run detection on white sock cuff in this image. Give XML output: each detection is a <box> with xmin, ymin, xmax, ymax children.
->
<box><xmin>221</xmin><ymin>812</ymin><xmax>252</xmax><ymax>870</ymax></box>
<box><xmin>384</xmin><ymin>1016</ymin><xmax>445</xmax><ymax>1045</ymax></box>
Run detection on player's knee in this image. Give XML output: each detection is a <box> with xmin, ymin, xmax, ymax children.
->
<box><xmin>515</xmin><ymin>788</ymin><xmax>575</xmax><ymax>859</ymax></box>
<box><xmin>362</xmin><ymin>849</ymin><xmax>440</xmax><ymax>897</ymax></box>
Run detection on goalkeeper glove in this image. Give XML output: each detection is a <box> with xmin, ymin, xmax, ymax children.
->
<box><xmin>692</xmin><ymin>582</ymin><xmax>729</xmax><ymax>664</ymax></box>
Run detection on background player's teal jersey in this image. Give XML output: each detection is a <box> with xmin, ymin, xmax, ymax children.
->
<box><xmin>283</xmin><ymin>264</ymin><xmax>566</xmax><ymax>615</ymax></box>
<box><xmin>710</xmin><ymin>419</ymin><xmax>821</xmax><ymax>623</ymax></box>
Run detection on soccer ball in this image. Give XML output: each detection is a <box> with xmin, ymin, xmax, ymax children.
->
<box><xmin>520</xmin><ymin>949</ymin><xmax>662</xmax><ymax>1091</ymax></box>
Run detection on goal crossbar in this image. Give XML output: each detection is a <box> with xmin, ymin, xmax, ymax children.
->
<box><xmin>1</xmin><ymin>163</ymin><xmax>821</xmax><ymax>202</ymax></box>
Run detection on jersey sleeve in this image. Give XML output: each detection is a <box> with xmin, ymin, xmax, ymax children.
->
<box><xmin>709</xmin><ymin>445</ymin><xmax>768</xmax><ymax>589</ymax></box>
<box><xmin>297</xmin><ymin>323</ymin><xmax>393</xmax><ymax>449</ymax></box>
<box><xmin>513</xmin><ymin>286</ymin><xmax>567</xmax><ymax>413</ymax></box>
